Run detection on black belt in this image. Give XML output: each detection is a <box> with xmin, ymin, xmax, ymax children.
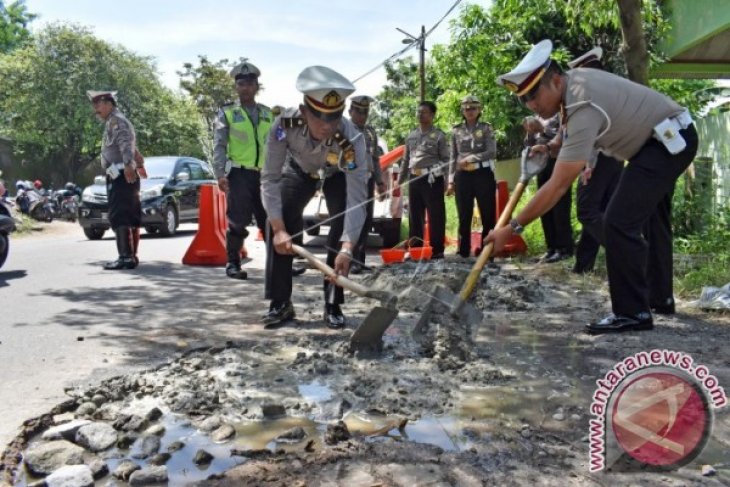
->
<box><xmin>288</xmin><ymin>160</ymin><xmax>338</xmax><ymax>180</ymax></box>
<box><xmin>231</xmin><ymin>165</ymin><xmax>261</xmax><ymax>172</ymax></box>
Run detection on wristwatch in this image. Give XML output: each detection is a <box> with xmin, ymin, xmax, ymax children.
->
<box><xmin>509</xmin><ymin>218</ymin><xmax>524</xmax><ymax>235</ymax></box>
<box><xmin>339</xmin><ymin>248</ymin><xmax>353</xmax><ymax>258</ymax></box>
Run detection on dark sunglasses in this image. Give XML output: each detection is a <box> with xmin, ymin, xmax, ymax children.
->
<box><xmin>351</xmin><ymin>107</ymin><xmax>369</xmax><ymax>115</ymax></box>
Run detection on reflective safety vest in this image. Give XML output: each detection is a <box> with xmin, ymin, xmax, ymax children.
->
<box><xmin>223</xmin><ymin>104</ymin><xmax>273</xmax><ymax>168</ymax></box>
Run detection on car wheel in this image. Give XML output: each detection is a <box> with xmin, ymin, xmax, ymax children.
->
<box><xmin>83</xmin><ymin>227</ymin><xmax>105</xmax><ymax>240</ymax></box>
<box><xmin>0</xmin><ymin>233</ymin><xmax>8</xmax><ymax>269</ymax></box>
<box><xmin>380</xmin><ymin>218</ymin><xmax>402</xmax><ymax>248</ymax></box>
<box><xmin>145</xmin><ymin>226</ymin><xmax>159</xmax><ymax>235</ymax></box>
<box><xmin>159</xmin><ymin>204</ymin><xmax>178</xmax><ymax>237</ymax></box>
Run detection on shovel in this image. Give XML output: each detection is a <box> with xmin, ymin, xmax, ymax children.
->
<box><xmin>291</xmin><ymin>244</ymin><xmax>398</xmax><ymax>353</ymax></box>
<box><xmin>412</xmin><ymin>148</ymin><xmax>548</xmax><ymax>340</ymax></box>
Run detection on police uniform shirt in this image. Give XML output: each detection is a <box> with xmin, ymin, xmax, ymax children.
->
<box><xmin>448</xmin><ymin>121</ymin><xmax>496</xmax><ymax>184</ymax></box>
<box><xmin>398</xmin><ymin>127</ymin><xmax>449</xmax><ymax>183</ymax></box>
<box><xmin>212</xmin><ymin>102</ymin><xmax>268</xmax><ymax>179</ymax></box>
<box><xmin>356</xmin><ymin>122</ymin><xmax>384</xmax><ymax>182</ymax></box>
<box><xmin>101</xmin><ymin>108</ymin><xmax>136</xmax><ymax>169</ymax></box>
<box><xmin>558</xmin><ymin>68</ymin><xmax>684</xmax><ymax>163</ymax></box>
<box><xmin>261</xmin><ymin>108</ymin><xmax>369</xmax><ymax>243</ymax></box>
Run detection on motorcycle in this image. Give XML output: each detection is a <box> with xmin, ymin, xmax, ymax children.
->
<box><xmin>16</xmin><ymin>188</ymin><xmax>54</xmax><ymax>222</ymax></box>
<box><xmin>52</xmin><ymin>188</ymin><xmax>79</xmax><ymax>222</ymax></box>
<box><xmin>0</xmin><ymin>197</ymin><xmax>15</xmax><ymax>269</ymax></box>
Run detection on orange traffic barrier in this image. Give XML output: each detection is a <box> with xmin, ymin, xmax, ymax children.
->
<box><xmin>468</xmin><ymin>180</ymin><xmax>528</xmax><ymax>257</ymax></box>
<box><xmin>493</xmin><ymin>180</ymin><xmax>527</xmax><ymax>257</ymax></box>
<box><xmin>212</xmin><ymin>189</ymin><xmax>248</xmax><ymax>259</ymax></box>
<box><xmin>183</xmin><ymin>184</ymin><xmax>228</xmax><ymax>265</ymax></box>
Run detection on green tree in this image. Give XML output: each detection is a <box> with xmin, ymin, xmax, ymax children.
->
<box><xmin>370</xmin><ymin>58</ymin><xmax>444</xmax><ymax>150</ymax></box>
<box><xmin>177</xmin><ymin>55</ymin><xmax>253</xmax><ymax>160</ymax></box>
<box><xmin>376</xmin><ymin>0</ymin><xmax>713</xmax><ymax>160</ymax></box>
<box><xmin>0</xmin><ymin>0</ymin><xmax>35</xmax><ymax>53</ymax></box>
<box><xmin>0</xmin><ymin>23</ymin><xmax>206</xmax><ymax>186</ymax></box>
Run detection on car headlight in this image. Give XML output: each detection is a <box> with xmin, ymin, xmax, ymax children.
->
<box><xmin>82</xmin><ymin>186</ymin><xmax>105</xmax><ymax>204</ymax></box>
<box><xmin>140</xmin><ymin>184</ymin><xmax>164</xmax><ymax>201</ymax></box>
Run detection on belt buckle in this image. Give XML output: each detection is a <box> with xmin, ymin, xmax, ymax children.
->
<box><xmin>413</xmin><ymin>168</ymin><xmax>422</xmax><ymax>176</ymax></box>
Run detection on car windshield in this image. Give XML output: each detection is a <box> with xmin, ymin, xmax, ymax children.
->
<box><xmin>144</xmin><ymin>157</ymin><xmax>177</xmax><ymax>179</ymax></box>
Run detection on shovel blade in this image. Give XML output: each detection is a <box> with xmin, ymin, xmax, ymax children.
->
<box><xmin>349</xmin><ymin>306</ymin><xmax>399</xmax><ymax>353</ymax></box>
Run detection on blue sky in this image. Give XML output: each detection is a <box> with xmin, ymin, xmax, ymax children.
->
<box><xmin>25</xmin><ymin>0</ymin><xmax>492</xmax><ymax>107</ymax></box>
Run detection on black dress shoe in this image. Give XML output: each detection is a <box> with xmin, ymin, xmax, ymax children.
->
<box><xmin>586</xmin><ymin>312</ymin><xmax>654</xmax><ymax>334</ymax></box>
<box><xmin>431</xmin><ymin>252</ymin><xmax>445</xmax><ymax>260</ymax></box>
<box><xmin>324</xmin><ymin>304</ymin><xmax>345</xmax><ymax>329</ymax></box>
<box><xmin>543</xmin><ymin>249</ymin><xmax>573</xmax><ymax>264</ymax></box>
<box><xmin>103</xmin><ymin>257</ymin><xmax>136</xmax><ymax>270</ymax></box>
<box><xmin>540</xmin><ymin>249</ymin><xmax>556</xmax><ymax>262</ymax></box>
<box><xmin>226</xmin><ymin>263</ymin><xmax>247</xmax><ymax>280</ymax></box>
<box><xmin>292</xmin><ymin>266</ymin><xmax>306</xmax><ymax>277</ymax></box>
<box><xmin>263</xmin><ymin>301</ymin><xmax>295</xmax><ymax>328</ymax></box>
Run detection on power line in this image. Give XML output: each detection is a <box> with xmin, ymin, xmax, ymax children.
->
<box><xmin>351</xmin><ymin>0</ymin><xmax>463</xmax><ymax>84</ymax></box>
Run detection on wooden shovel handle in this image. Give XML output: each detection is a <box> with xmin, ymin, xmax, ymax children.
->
<box><xmin>291</xmin><ymin>244</ymin><xmax>372</xmax><ymax>297</ymax></box>
<box><xmin>458</xmin><ymin>181</ymin><xmax>527</xmax><ymax>302</ymax></box>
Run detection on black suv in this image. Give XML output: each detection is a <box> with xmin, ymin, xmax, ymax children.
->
<box><xmin>78</xmin><ymin>156</ymin><xmax>217</xmax><ymax>240</ymax></box>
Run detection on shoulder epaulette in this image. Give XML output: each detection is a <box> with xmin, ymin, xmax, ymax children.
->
<box><xmin>222</xmin><ymin>101</ymin><xmax>234</xmax><ymax>107</ymax></box>
<box><xmin>280</xmin><ymin>117</ymin><xmax>306</xmax><ymax>129</ymax></box>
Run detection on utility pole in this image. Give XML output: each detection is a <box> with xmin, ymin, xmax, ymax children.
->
<box><xmin>397</xmin><ymin>25</ymin><xmax>427</xmax><ymax>102</ymax></box>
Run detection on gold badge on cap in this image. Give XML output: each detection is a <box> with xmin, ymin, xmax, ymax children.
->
<box><xmin>323</xmin><ymin>90</ymin><xmax>342</xmax><ymax>108</ymax></box>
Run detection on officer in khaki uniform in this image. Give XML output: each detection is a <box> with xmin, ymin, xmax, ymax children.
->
<box><xmin>397</xmin><ymin>101</ymin><xmax>449</xmax><ymax>258</ymax></box>
<box><xmin>213</xmin><ymin>61</ymin><xmax>273</xmax><ymax>280</ymax></box>
<box><xmin>88</xmin><ymin>90</ymin><xmax>144</xmax><ymax>270</ymax></box>
<box><xmin>489</xmin><ymin>40</ymin><xmax>698</xmax><ymax>334</ymax></box>
<box><xmin>348</xmin><ymin>95</ymin><xmax>386</xmax><ymax>274</ymax></box>
<box><xmin>261</xmin><ymin>66</ymin><xmax>369</xmax><ymax>329</ymax></box>
<box><xmin>446</xmin><ymin>95</ymin><xmax>497</xmax><ymax>258</ymax></box>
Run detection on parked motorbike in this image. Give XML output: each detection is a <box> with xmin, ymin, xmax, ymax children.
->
<box><xmin>52</xmin><ymin>186</ymin><xmax>79</xmax><ymax>222</ymax></box>
<box><xmin>16</xmin><ymin>188</ymin><xmax>54</xmax><ymax>222</ymax></box>
<box><xmin>0</xmin><ymin>197</ymin><xmax>15</xmax><ymax>269</ymax></box>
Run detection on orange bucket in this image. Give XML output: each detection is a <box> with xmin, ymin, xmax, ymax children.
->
<box><xmin>380</xmin><ymin>248</ymin><xmax>406</xmax><ymax>264</ymax></box>
<box><xmin>408</xmin><ymin>246</ymin><xmax>433</xmax><ymax>261</ymax></box>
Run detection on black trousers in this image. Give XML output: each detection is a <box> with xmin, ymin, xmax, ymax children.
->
<box><xmin>604</xmin><ymin>125</ymin><xmax>698</xmax><ymax>316</ymax></box>
<box><xmin>574</xmin><ymin>154</ymin><xmax>623</xmax><ymax>271</ymax></box>
<box><xmin>107</xmin><ymin>174</ymin><xmax>141</xmax><ymax>229</ymax></box>
<box><xmin>537</xmin><ymin>157</ymin><xmax>573</xmax><ymax>253</ymax></box>
<box><xmin>265</xmin><ymin>168</ymin><xmax>347</xmax><ymax>305</ymax></box>
<box><xmin>408</xmin><ymin>175</ymin><xmax>446</xmax><ymax>255</ymax></box>
<box><xmin>454</xmin><ymin>167</ymin><xmax>496</xmax><ymax>257</ymax></box>
<box><xmin>226</xmin><ymin>167</ymin><xmax>265</xmax><ymax>238</ymax></box>
<box><xmin>353</xmin><ymin>175</ymin><xmax>375</xmax><ymax>265</ymax></box>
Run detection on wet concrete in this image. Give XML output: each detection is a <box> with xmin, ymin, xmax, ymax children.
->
<box><xmin>5</xmin><ymin>257</ymin><xmax>730</xmax><ymax>486</ymax></box>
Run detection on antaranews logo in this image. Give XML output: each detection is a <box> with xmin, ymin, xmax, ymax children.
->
<box><xmin>589</xmin><ymin>349</ymin><xmax>727</xmax><ymax>472</ymax></box>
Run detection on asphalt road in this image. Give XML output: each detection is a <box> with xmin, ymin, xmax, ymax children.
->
<box><xmin>0</xmin><ymin>220</ymin><xmax>334</xmax><ymax>449</ymax></box>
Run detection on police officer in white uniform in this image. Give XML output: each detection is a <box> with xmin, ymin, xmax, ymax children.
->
<box><xmin>261</xmin><ymin>66</ymin><xmax>369</xmax><ymax>328</ymax></box>
<box><xmin>488</xmin><ymin>40</ymin><xmax>698</xmax><ymax>334</ymax></box>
